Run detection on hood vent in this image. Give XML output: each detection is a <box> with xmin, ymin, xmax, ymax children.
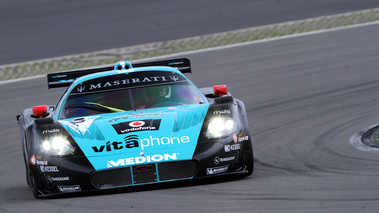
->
<box><xmin>173</xmin><ymin>105</ymin><xmax>207</xmax><ymax>132</ymax></box>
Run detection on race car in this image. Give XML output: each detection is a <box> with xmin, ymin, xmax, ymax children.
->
<box><xmin>17</xmin><ymin>58</ymin><xmax>253</xmax><ymax>198</ymax></box>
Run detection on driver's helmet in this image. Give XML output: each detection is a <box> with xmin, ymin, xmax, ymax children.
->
<box><xmin>139</xmin><ymin>85</ymin><xmax>170</xmax><ymax>107</ymax></box>
<box><xmin>146</xmin><ymin>85</ymin><xmax>170</xmax><ymax>99</ymax></box>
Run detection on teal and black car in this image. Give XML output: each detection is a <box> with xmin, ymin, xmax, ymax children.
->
<box><xmin>17</xmin><ymin>58</ymin><xmax>254</xmax><ymax>198</ymax></box>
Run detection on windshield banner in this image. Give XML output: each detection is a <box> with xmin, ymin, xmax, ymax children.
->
<box><xmin>71</xmin><ymin>71</ymin><xmax>186</xmax><ymax>94</ymax></box>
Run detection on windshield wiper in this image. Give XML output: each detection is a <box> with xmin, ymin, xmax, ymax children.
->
<box><xmin>65</xmin><ymin>102</ymin><xmax>124</xmax><ymax>113</ymax></box>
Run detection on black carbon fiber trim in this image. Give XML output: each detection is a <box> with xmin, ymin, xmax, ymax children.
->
<box><xmin>90</xmin><ymin>167</ymin><xmax>132</xmax><ymax>189</ymax></box>
<box><xmin>158</xmin><ymin>160</ymin><xmax>198</xmax><ymax>181</ymax></box>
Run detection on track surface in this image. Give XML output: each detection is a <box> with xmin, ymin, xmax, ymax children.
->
<box><xmin>1</xmin><ymin>23</ymin><xmax>379</xmax><ymax>212</ymax></box>
<box><xmin>1</xmin><ymin>0</ymin><xmax>379</xmax><ymax>65</ymax></box>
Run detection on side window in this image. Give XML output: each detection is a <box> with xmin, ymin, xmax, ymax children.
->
<box><xmin>171</xmin><ymin>85</ymin><xmax>204</xmax><ymax>105</ymax></box>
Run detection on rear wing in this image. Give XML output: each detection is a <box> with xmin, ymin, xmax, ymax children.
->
<box><xmin>47</xmin><ymin>58</ymin><xmax>191</xmax><ymax>89</ymax></box>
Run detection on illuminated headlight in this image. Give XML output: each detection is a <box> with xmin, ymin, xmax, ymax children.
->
<box><xmin>42</xmin><ymin>136</ymin><xmax>75</xmax><ymax>155</ymax></box>
<box><xmin>206</xmin><ymin>117</ymin><xmax>237</xmax><ymax>138</ymax></box>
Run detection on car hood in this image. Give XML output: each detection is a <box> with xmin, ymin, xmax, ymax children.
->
<box><xmin>59</xmin><ymin>104</ymin><xmax>209</xmax><ymax>170</ymax></box>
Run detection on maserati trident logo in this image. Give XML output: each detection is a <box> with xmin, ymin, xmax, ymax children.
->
<box><xmin>170</xmin><ymin>76</ymin><xmax>179</xmax><ymax>81</ymax></box>
<box><xmin>77</xmin><ymin>85</ymin><xmax>86</xmax><ymax>93</ymax></box>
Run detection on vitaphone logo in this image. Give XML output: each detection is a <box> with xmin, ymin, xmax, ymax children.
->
<box><xmin>92</xmin><ymin>135</ymin><xmax>191</xmax><ymax>152</ymax></box>
<box><xmin>112</xmin><ymin>119</ymin><xmax>161</xmax><ymax>134</ymax></box>
<box><xmin>140</xmin><ymin>135</ymin><xmax>190</xmax><ymax>150</ymax></box>
<box><xmin>92</xmin><ymin>135</ymin><xmax>139</xmax><ymax>152</ymax></box>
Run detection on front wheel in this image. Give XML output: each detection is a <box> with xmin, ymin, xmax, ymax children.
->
<box><xmin>245</xmin><ymin>148</ymin><xmax>254</xmax><ymax>176</ymax></box>
<box><xmin>29</xmin><ymin>174</ymin><xmax>40</xmax><ymax>199</ymax></box>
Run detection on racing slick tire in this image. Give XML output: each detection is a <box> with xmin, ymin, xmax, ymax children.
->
<box><xmin>245</xmin><ymin>147</ymin><xmax>254</xmax><ymax>176</ymax></box>
<box><xmin>30</xmin><ymin>174</ymin><xmax>40</xmax><ymax>199</ymax></box>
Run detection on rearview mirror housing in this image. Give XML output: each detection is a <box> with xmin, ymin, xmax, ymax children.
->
<box><xmin>32</xmin><ymin>105</ymin><xmax>48</xmax><ymax>118</ymax></box>
<box><xmin>213</xmin><ymin>85</ymin><xmax>227</xmax><ymax>97</ymax></box>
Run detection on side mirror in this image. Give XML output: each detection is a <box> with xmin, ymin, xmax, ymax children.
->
<box><xmin>33</xmin><ymin>105</ymin><xmax>48</xmax><ymax>118</ymax></box>
<box><xmin>213</xmin><ymin>85</ymin><xmax>227</xmax><ymax>97</ymax></box>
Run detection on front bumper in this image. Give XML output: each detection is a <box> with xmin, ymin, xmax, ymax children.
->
<box><xmin>33</xmin><ymin>136</ymin><xmax>252</xmax><ymax>197</ymax></box>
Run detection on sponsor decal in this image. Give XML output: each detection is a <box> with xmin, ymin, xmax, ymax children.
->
<box><xmin>108</xmin><ymin>116</ymin><xmax>130</xmax><ymax>122</ymax></box>
<box><xmin>224</xmin><ymin>143</ymin><xmax>241</xmax><ymax>152</ymax></box>
<box><xmin>206</xmin><ymin>165</ymin><xmax>228</xmax><ymax>175</ymax></box>
<box><xmin>214</xmin><ymin>156</ymin><xmax>236</xmax><ymax>165</ymax></box>
<box><xmin>71</xmin><ymin>71</ymin><xmax>185</xmax><ymax>94</ymax></box>
<box><xmin>237</xmin><ymin>133</ymin><xmax>249</xmax><ymax>142</ymax></box>
<box><xmin>232</xmin><ymin>133</ymin><xmax>249</xmax><ymax>144</ymax></box>
<box><xmin>112</xmin><ymin>119</ymin><xmax>161</xmax><ymax>134</ymax></box>
<box><xmin>213</xmin><ymin>109</ymin><xmax>230</xmax><ymax>114</ymax></box>
<box><xmin>140</xmin><ymin>135</ymin><xmax>190</xmax><ymax>150</ymax></box>
<box><xmin>32</xmin><ymin>156</ymin><xmax>47</xmax><ymax>166</ymax></box>
<box><xmin>42</xmin><ymin>129</ymin><xmax>60</xmax><ymax>134</ymax></box>
<box><xmin>214</xmin><ymin>157</ymin><xmax>220</xmax><ymax>164</ymax></box>
<box><xmin>107</xmin><ymin>153</ymin><xmax>178</xmax><ymax>168</ymax></box>
<box><xmin>36</xmin><ymin>159</ymin><xmax>48</xmax><ymax>166</ymax></box>
<box><xmin>129</xmin><ymin>120</ymin><xmax>145</xmax><ymax>127</ymax></box>
<box><xmin>52</xmin><ymin>74</ymin><xmax>67</xmax><ymax>79</ymax></box>
<box><xmin>40</xmin><ymin>165</ymin><xmax>59</xmax><ymax>173</ymax></box>
<box><xmin>92</xmin><ymin>135</ymin><xmax>190</xmax><ymax>153</ymax></box>
<box><xmin>30</xmin><ymin>155</ymin><xmax>36</xmax><ymax>165</ymax></box>
<box><xmin>168</xmin><ymin>61</ymin><xmax>184</xmax><ymax>65</ymax></box>
<box><xmin>48</xmin><ymin>176</ymin><xmax>70</xmax><ymax>182</ymax></box>
<box><xmin>58</xmin><ymin>185</ymin><xmax>81</xmax><ymax>192</ymax></box>
<box><xmin>92</xmin><ymin>135</ymin><xmax>139</xmax><ymax>152</ymax></box>
<box><xmin>233</xmin><ymin>133</ymin><xmax>238</xmax><ymax>144</ymax></box>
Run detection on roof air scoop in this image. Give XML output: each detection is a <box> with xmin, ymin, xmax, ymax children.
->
<box><xmin>114</xmin><ymin>61</ymin><xmax>133</xmax><ymax>70</ymax></box>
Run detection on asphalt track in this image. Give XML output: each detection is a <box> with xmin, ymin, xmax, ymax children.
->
<box><xmin>2</xmin><ymin>0</ymin><xmax>379</xmax><ymax>65</ymax></box>
<box><xmin>1</xmin><ymin>22</ymin><xmax>379</xmax><ymax>212</ymax></box>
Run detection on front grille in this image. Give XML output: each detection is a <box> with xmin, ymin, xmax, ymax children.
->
<box><xmin>158</xmin><ymin>160</ymin><xmax>198</xmax><ymax>181</ymax></box>
<box><xmin>132</xmin><ymin>164</ymin><xmax>157</xmax><ymax>184</ymax></box>
<box><xmin>90</xmin><ymin>160</ymin><xmax>198</xmax><ymax>189</ymax></box>
<box><xmin>90</xmin><ymin>167</ymin><xmax>132</xmax><ymax>189</ymax></box>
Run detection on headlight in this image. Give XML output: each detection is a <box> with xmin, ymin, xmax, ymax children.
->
<box><xmin>41</xmin><ymin>136</ymin><xmax>75</xmax><ymax>155</ymax></box>
<box><xmin>206</xmin><ymin>117</ymin><xmax>237</xmax><ymax>138</ymax></box>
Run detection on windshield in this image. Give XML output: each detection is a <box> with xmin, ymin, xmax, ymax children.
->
<box><xmin>60</xmin><ymin>81</ymin><xmax>204</xmax><ymax>119</ymax></box>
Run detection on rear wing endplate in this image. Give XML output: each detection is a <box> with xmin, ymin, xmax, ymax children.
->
<box><xmin>47</xmin><ymin>58</ymin><xmax>191</xmax><ymax>89</ymax></box>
